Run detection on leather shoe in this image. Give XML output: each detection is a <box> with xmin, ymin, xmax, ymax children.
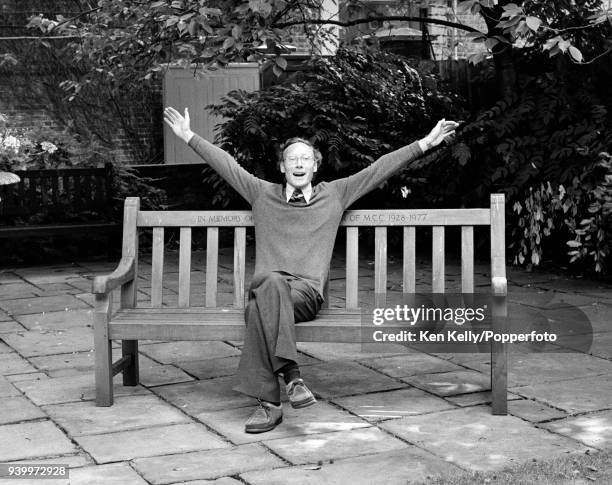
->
<box><xmin>244</xmin><ymin>401</ymin><xmax>283</xmax><ymax>433</ymax></box>
<box><xmin>286</xmin><ymin>378</ymin><xmax>317</xmax><ymax>409</ymax></box>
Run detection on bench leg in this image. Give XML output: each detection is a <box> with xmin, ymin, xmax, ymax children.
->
<box><xmin>122</xmin><ymin>340</ymin><xmax>139</xmax><ymax>386</ymax></box>
<box><xmin>491</xmin><ymin>343</ymin><xmax>507</xmax><ymax>415</ymax></box>
<box><xmin>94</xmin><ymin>314</ymin><xmax>113</xmax><ymax>407</ymax></box>
<box><xmin>94</xmin><ymin>293</ymin><xmax>113</xmax><ymax>406</ymax></box>
<box><xmin>491</xmin><ymin>295</ymin><xmax>508</xmax><ymax>415</ymax></box>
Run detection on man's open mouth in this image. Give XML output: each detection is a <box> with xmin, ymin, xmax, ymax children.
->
<box><xmin>292</xmin><ymin>172</ymin><xmax>306</xmax><ymax>177</ymax></box>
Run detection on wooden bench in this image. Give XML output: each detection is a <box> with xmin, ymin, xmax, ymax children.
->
<box><xmin>93</xmin><ymin>195</ymin><xmax>508</xmax><ymax>414</ymax></box>
<box><xmin>0</xmin><ymin>164</ymin><xmax>120</xmax><ymax>239</ymax></box>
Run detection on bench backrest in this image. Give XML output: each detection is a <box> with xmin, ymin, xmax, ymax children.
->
<box><xmin>0</xmin><ymin>164</ymin><xmax>114</xmax><ymax>219</ymax></box>
<box><xmin>121</xmin><ymin>194</ymin><xmax>506</xmax><ymax>310</ymax></box>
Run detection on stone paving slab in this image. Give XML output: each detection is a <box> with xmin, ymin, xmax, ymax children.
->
<box><xmin>464</xmin><ymin>353</ymin><xmax>612</xmax><ymax>387</ymax></box>
<box><xmin>11</xmin><ymin>453</ymin><xmax>93</xmax><ymax>468</ymax></box>
<box><xmin>0</xmin><ymin>320</ymin><xmax>26</xmax><ymax>333</ymax></box>
<box><xmin>0</xmin><ymin>351</ymin><xmax>38</xmax><ymax>374</ymax></box>
<box><xmin>6</xmin><ymin>371</ymin><xmax>48</xmax><ymax>382</ymax></box>
<box><xmin>539</xmin><ymin>410</ymin><xmax>612</xmax><ymax>449</ymax></box>
<box><xmin>28</xmin><ymin>350</ymin><xmax>194</xmax><ymax>386</ymax></box>
<box><xmin>42</xmin><ymin>394</ymin><xmax>192</xmax><ymax>436</ymax></box>
<box><xmin>0</xmin><ymin>271</ymin><xmax>24</xmax><ymax>284</ymax></box>
<box><xmin>380</xmin><ymin>406</ymin><xmax>592</xmax><ymax>472</ymax></box>
<box><xmin>152</xmin><ymin>376</ymin><xmax>255</xmax><ymax>415</ymax></box>
<box><xmin>0</xmin><ymin>282</ymin><xmax>38</xmax><ymax>299</ymax></box>
<box><xmin>0</xmin><ymin>340</ymin><xmax>13</xmax><ymax>353</ymax></box>
<box><xmin>15</xmin><ymin>309</ymin><xmax>93</xmax><ymax>330</ymax></box>
<box><xmin>0</xmin><ymin>395</ymin><xmax>46</xmax><ymax>424</ymax></box>
<box><xmin>74</xmin><ymin>422</ymin><xmax>230</xmax><ymax>463</ymax></box>
<box><xmin>0</xmin><ymin>375</ymin><xmax>20</xmax><ymax>397</ymax></box>
<box><xmin>68</xmin><ymin>462</ymin><xmax>149</xmax><ymax>485</ymax></box>
<box><xmin>175</xmin><ymin>356</ymin><xmax>240</xmax><ymax>380</ymax></box>
<box><xmin>13</xmin><ymin>266</ymin><xmax>87</xmax><ymax>285</ymax></box>
<box><xmin>263</xmin><ymin>427</ymin><xmax>409</xmax><ymax>465</ymax></box>
<box><xmin>0</xmin><ymin>294</ymin><xmax>90</xmax><ymax>315</ymax></box>
<box><xmin>28</xmin><ymin>349</ymin><xmax>121</xmax><ymax>375</ymax></box>
<box><xmin>131</xmin><ymin>444</ymin><xmax>286</xmax><ymax>484</ymax></box>
<box><xmin>14</xmin><ymin>373</ymin><xmax>150</xmax><ymax>405</ymax></box>
<box><xmin>1</xmin><ymin>327</ymin><xmax>95</xmax><ymax>357</ymax></box>
<box><xmin>0</xmin><ymin>420</ymin><xmax>77</xmax><ymax>461</ymax></box>
<box><xmin>35</xmin><ymin>282</ymin><xmax>83</xmax><ymax>296</ymax></box>
<box><xmin>301</xmin><ymin>361</ymin><xmax>406</xmax><ymax>398</ymax></box>
<box><xmin>139</xmin><ymin>341</ymin><xmax>240</xmax><ymax>364</ymax></box>
<box><xmin>508</xmin><ymin>288</ymin><xmax>597</xmax><ymax>309</ymax></box>
<box><xmin>358</xmin><ymin>353</ymin><xmax>466</xmax><ymax>378</ymax></box>
<box><xmin>332</xmin><ymin>387</ymin><xmax>456</xmax><ymax>421</ymax></box>
<box><xmin>555</xmin><ymin>331</ymin><xmax>612</xmax><ymax>359</ymax></box>
<box><xmin>507</xmin><ymin>399</ymin><xmax>568</xmax><ymax>423</ymax></box>
<box><xmin>445</xmin><ymin>391</ymin><xmax>522</xmax><ymax>408</ymax></box>
<box><xmin>511</xmin><ymin>375</ymin><xmax>612</xmax><ymax>414</ymax></box>
<box><xmin>400</xmin><ymin>369</ymin><xmax>491</xmax><ymax>396</ymax></box>
<box><xmin>296</xmin><ymin>342</ymin><xmax>410</xmax><ymax>361</ymax></box>
<box><xmin>241</xmin><ymin>446</ymin><xmax>462</xmax><ymax>485</ymax></box>
<box><xmin>179</xmin><ymin>479</ymin><xmax>243</xmax><ymax>485</ymax></box>
<box><xmin>196</xmin><ymin>401</ymin><xmax>370</xmax><ymax>444</ymax></box>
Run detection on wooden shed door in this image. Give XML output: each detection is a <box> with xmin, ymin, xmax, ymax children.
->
<box><xmin>163</xmin><ymin>64</ymin><xmax>260</xmax><ymax>164</ymax></box>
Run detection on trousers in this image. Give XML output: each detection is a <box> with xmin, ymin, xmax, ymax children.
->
<box><xmin>233</xmin><ymin>271</ymin><xmax>322</xmax><ymax>402</ymax></box>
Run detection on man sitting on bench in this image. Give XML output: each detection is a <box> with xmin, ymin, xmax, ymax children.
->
<box><xmin>164</xmin><ymin>106</ymin><xmax>457</xmax><ymax>433</ymax></box>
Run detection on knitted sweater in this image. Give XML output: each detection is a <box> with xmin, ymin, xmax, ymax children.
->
<box><xmin>188</xmin><ymin>135</ymin><xmax>423</xmax><ymax>298</ymax></box>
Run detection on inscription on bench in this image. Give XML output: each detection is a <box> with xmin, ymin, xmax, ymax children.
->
<box><xmin>196</xmin><ymin>214</ymin><xmax>254</xmax><ymax>225</ymax></box>
<box><xmin>341</xmin><ymin>212</ymin><xmax>428</xmax><ymax>225</ymax></box>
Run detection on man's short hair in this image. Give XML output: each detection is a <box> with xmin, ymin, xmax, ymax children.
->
<box><xmin>278</xmin><ymin>137</ymin><xmax>322</xmax><ymax>167</ymax></box>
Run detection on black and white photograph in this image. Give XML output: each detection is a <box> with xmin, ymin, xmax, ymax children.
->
<box><xmin>0</xmin><ymin>1</ymin><xmax>611</xmax><ymax>484</ymax></box>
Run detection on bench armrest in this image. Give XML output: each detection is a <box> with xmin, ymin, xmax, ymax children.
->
<box><xmin>491</xmin><ymin>276</ymin><xmax>507</xmax><ymax>296</ymax></box>
<box><xmin>92</xmin><ymin>257</ymin><xmax>136</xmax><ymax>295</ymax></box>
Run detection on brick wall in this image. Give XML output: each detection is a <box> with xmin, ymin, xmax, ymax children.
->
<box><xmin>0</xmin><ymin>0</ymin><xmax>164</xmax><ymax>165</ymax></box>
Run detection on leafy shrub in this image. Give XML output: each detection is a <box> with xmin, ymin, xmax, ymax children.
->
<box><xmin>208</xmin><ymin>47</ymin><xmax>466</xmax><ymax>208</ymax></box>
<box><xmin>431</xmin><ymin>55</ymin><xmax>612</xmax><ymax>274</ymax></box>
<box><xmin>512</xmin><ymin>152</ymin><xmax>612</xmax><ymax>273</ymax></box>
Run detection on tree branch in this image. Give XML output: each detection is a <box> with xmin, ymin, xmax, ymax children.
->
<box><xmin>274</xmin><ymin>15</ymin><xmax>482</xmax><ymax>34</ymax></box>
<box><xmin>0</xmin><ymin>35</ymin><xmax>81</xmax><ymax>40</ymax></box>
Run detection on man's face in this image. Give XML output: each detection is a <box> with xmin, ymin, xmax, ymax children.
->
<box><xmin>280</xmin><ymin>142</ymin><xmax>318</xmax><ymax>190</ymax></box>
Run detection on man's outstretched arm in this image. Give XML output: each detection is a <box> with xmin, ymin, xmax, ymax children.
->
<box><xmin>331</xmin><ymin>119</ymin><xmax>459</xmax><ymax>208</ymax></box>
<box><xmin>164</xmin><ymin>106</ymin><xmax>262</xmax><ymax>204</ymax></box>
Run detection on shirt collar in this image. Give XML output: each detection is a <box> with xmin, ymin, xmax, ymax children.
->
<box><xmin>285</xmin><ymin>184</ymin><xmax>313</xmax><ymax>203</ymax></box>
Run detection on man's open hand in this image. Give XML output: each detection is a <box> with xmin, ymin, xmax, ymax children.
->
<box><xmin>420</xmin><ymin>119</ymin><xmax>459</xmax><ymax>152</ymax></box>
<box><xmin>164</xmin><ymin>107</ymin><xmax>194</xmax><ymax>144</ymax></box>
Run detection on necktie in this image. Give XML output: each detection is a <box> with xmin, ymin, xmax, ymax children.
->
<box><xmin>288</xmin><ymin>188</ymin><xmax>305</xmax><ymax>204</ymax></box>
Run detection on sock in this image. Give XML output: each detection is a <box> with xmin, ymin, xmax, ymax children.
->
<box><xmin>280</xmin><ymin>361</ymin><xmax>301</xmax><ymax>385</ymax></box>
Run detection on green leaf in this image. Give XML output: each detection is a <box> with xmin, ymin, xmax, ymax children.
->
<box><xmin>223</xmin><ymin>37</ymin><xmax>236</xmax><ymax>50</ymax></box>
<box><xmin>566</xmin><ymin>240</ymin><xmax>582</xmax><ymax>247</ymax></box>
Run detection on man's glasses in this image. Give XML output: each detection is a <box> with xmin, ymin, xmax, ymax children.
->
<box><xmin>285</xmin><ymin>155</ymin><xmax>314</xmax><ymax>164</ymax></box>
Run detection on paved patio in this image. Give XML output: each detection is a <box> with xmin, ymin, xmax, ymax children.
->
<box><xmin>1</xmin><ymin>247</ymin><xmax>611</xmax><ymax>484</ymax></box>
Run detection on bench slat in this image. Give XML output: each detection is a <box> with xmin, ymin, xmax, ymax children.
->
<box><xmin>151</xmin><ymin>227</ymin><xmax>164</xmax><ymax>307</ymax></box>
<box><xmin>432</xmin><ymin>226</ymin><xmax>445</xmax><ymax>293</ymax></box>
<box><xmin>178</xmin><ymin>227</ymin><xmax>191</xmax><ymax>307</ymax></box>
<box><xmin>374</xmin><ymin>226</ymin><xmax>387</xmax><ymax>307</ymax></box>
<box><xmin>206</xmin><ymin>227</ymin><xmax>219</xmax><ymax>307</ymax></box>
<box><xmin>403</xmin><ymin>226</ymin><xmax>416</xmax><ymax>294</ymax></box>
<box><xmin>233</xmin><ymin>227</ymin><xmax>246</xmax><ymax>308</ymax></box>
<box><xmin>461</xmin><ymin>226</ymin><xmax>474</xmax><ymax>293</ymax></box>
<box><xmin>137</xmin><ymin>209</ymin><xmax>491</xmax><ymax>227</ymax></box>
<box><xmin>346</xmin><ymin>227</ymin><xmax>359</xmax><ymax>309</ymax></box>
<box><xmin>116</xmin><ymin>307</ymin><xmax>361</xmax><ymax>317</ymax></box>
